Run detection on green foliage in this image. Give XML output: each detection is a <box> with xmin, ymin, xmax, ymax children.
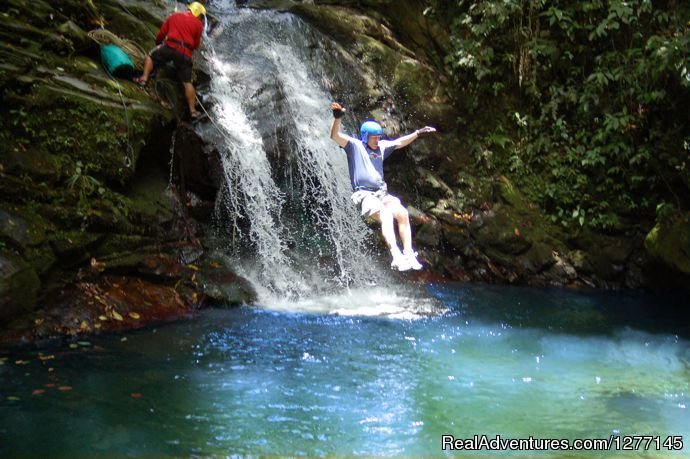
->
<box><xmin>430</xmin><ymin>0</ymin><xmax>690</xmax><ymax>229</ymax></box>
<box><xmin>65</xmin><ymin>160</ymin><xmax>105</xmax><ymax>215</ymax></box>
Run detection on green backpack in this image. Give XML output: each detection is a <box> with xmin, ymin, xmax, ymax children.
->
<box><xmin>100</xmin><ymin>44</ymin><xmax>135</xmax><ymax>77</ymax></box>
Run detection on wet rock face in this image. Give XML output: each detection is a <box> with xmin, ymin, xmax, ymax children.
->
<box><xmin>0</xmin><ymin>0</ymin><xmax>258</xmax><ymax>344</ymax></box>
<box><xmin>0</xmin><ymin>252</ymin><xmax>41</xmax><ymax>325</ymax></box>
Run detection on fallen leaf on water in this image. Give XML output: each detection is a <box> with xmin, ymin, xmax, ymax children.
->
<box><xmin>38</xmin><ymin>354</ymin><xmax>55</xmax><ymax>361</ymax></box>
<box><xmin>120</xmin><ymin>337</ymin><xmax>128</xmax><ymax>342</ymax></box>
<box><xmin>69</xmin><ymin>343</ymin><xmax>79</xmax><ymax>349</ymax></box>
<box><xmin>514</xmin><ymin>227</ymin><xmax>521</xmax><ymax>237</ymax></box>
<box><xmin>58</xmin><ymin>386</ymin><xmax>72</xmax><ymax>391</ymax></box>
<box><xmin>32</xmin><ymin>389</ymin><xmax>46</xmax><ymax>396</ymax></box>
<box><xmin>77</xmin><ymin>341</ymin><xmax>91</xmax><ymax>347</ymax></box>
<box><xmin>80</xmin><ymin>321</ymin><xmax>90</xmax><ymax>331</ymax></box>
<box><xmin>98</xmin><ymin>315</ymin><xmax>108</xmax><ymax>321</ymax></box>
<box><xmin>15</xmin><ymin>360</ymin><xmax>30</xmax><ymax>365</ymax></box>
<box><xmin>131</xmin><ymin>392</ymin><xmax>142</xmax><ymax>399</ymax></box>
<box><xmin>6</xmin><ymin>396</ymin><xmax>20</xmax><ymax>401</ymax></box>
<box><xmin>128</xmin><ymin>312</ymin><xmax>141</xmax><ymax>320</ymax></box>
<box><xmin>94</xmin><ymin>323</ymin><xmax>102</xmax><ymax>329</ymax></box>
<box><xmin>48</xmin><ymin>368</ymin><xmax>54</xmax><ymax>372</ymax></box>
<box><xmin>112</xmin><ymin>311</ymin><xmax>124</xmax><ymax>321</ymax></box>
<box><xmin>45</xmin><ymin>384</ymin><xmax>56</xmax><ymax>388</ymax></box>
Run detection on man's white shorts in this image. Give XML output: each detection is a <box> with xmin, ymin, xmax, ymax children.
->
<box><xmin>351</xmin><ymin>189</ymin><xmax>401</xmax><ymax>217</ymax></box>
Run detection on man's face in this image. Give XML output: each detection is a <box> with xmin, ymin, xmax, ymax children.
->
<box><xmin>367</xmin><ymin>135</ymin><xmax>381</xmax><ymax>149</ymax></box>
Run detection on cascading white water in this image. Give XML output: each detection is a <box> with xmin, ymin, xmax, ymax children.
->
<box><xmin>203</xmin><ymin>3</ymin><xmax>388</xmax><ymax>303</ymax></box>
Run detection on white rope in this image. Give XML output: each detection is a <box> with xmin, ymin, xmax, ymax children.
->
<box><xmin>87</xmin><ymin>29</ymin><xmax>148</xmax><ymax>70</ymax></box>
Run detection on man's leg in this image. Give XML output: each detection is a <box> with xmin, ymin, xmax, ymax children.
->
<box><xmin>138</xmin><ymin>56</ymin><xmax>154</xmax><ymax>84</ymax></box>
<box><xmin>183</xmin><ymin>82</ymin><xmax>198</xmax><ymax>116</ymax></box>
<box><xmin>372</xmin><ymin>208</ymin><xmax>412</xmax><ymax>271</ymax></box>
<box><xmin>385</xmin><ymin>198</ymin><xmax>423</xmax><ymax>270</ymax></box>
<box><xmin>370</xmin><ymin>208</ymin><xmax>398</xmax><ymax>252</ymax></box>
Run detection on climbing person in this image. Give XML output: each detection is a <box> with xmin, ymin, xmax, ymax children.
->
<box><xmin>134</xmin><ymin>1</ymin><xmax>206</xmax><ymax>119</ymax></box>
<box><xmin>329</xmin><ymin>102</ymin><xmax>436</xmax><ymax>271</ymax></box>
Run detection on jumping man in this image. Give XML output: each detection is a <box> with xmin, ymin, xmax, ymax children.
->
<box><xmin>329</xmin><ymin>102</ymin><xmax>436</xmax><ymax>271</ymax></box>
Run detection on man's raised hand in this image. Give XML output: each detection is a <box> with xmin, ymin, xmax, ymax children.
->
<box><xmin>416</xmin><ymin>126</ymin><xmax>436</xmax><ymax>135</ymax></box>
<box><xmin>331</xmin><ymin>102</ymin><xmax>346</xmax><ymax>119</ymax></box>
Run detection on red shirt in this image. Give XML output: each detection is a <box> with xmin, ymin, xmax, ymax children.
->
<box><xmin>155</xmin><ymin>11</ymin><xmax>202</xmax><ymax>58</ymax></box>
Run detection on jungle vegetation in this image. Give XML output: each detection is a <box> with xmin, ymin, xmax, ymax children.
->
<box><xmin>425</xmin><ymin>0</ymin><xmax>689</xmax><ymax>230</ymax></box>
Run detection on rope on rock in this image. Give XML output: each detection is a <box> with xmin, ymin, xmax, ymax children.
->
<box><xmin>88</xmin><ymin>29</ymin><xmax>148</xmax><ymax>70</ymax></box>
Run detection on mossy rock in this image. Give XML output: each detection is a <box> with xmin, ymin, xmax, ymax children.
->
<box><xmin>49</xmin><ymin>229</ymin><xmax>103</xmax><ymax>258</ymax></box>
<box><xmin>0</xmin><ymin>207</ymin><xmax>48</xmax><ymax>247</ymax></box>
<box><xmin>644</xmin><ymin>213</ymin><xmax>690</xmax><ymax>275</ymax></box>
<box><xmin>0</xmin><ymin>251</ymin><xmax>40</xmax><ymax>324</ymax></box>
<box><xmin>473</xmin><ymin>205</ymin><xmax>532</xmax><ymax>256</ymax></box>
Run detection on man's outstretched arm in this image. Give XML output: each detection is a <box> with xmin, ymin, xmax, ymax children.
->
<box><xmin>393</xmin><ymin>126</ymin><xmax>437</xmax><ymax>149</ymax></box>
<box><xmin>329</xmin><ymin>102</ymin><xmax>349</xmax><ymax>148</ymax></box>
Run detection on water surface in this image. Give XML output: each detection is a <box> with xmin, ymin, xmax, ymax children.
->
<box><xmin>0</xmin><ymin>283</ymin><xmax>688</xmax><ymax>457</ymax></box>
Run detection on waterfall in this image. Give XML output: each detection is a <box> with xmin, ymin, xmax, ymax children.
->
<box><xmin>202</xmin><ymin>3</ymin><xmax>386</xmax><ymax>302</ymax></box>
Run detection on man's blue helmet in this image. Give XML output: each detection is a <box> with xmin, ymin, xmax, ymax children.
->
<box><xmin>360</xmin><ymin>121</ymin><xmax>383</xmax><ymax>144</ymax></box>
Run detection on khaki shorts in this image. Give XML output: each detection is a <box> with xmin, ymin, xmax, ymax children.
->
<box><xmin>351</xmin><ymin>189</ymin><xmax>401</xmax><ymax>217</ymax></box>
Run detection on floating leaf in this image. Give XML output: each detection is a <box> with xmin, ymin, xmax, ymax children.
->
<box><xmin>69</xmin><ymin>343</ymin><xmax>79</xmax><ymax>349</ymax></box>
<box><xmin>120</xmin><ymin>337</ymin><xmax>128</xmax><ymax>342</ymax></box>
<box><xmin>6</xmin><ymin>396</ymin><xmax>20</xmax><ymax>401</ymax></box>
<box><xmin>77</xmin><ymin>341</ymin><xmax>91</xmax><ymax>347</ymax></box>
<box><xmin>94</xmin><ymin>323</ymin><xmax>102</xmax><ymax>329</ymax></box>
<box><xmin>130</xmin><ymin>392</ymin><xmax>142</xmax><ymax>399</ymax></box>
<box><xmin>15</xmin><ymin>360</ymin><xmax>30</xmax><ymax>365</ymax></box>
<box><xmin>128</xmin><ymin>312</ymin><xmax>141</xmax><ymax>320</ymax></box>
<box><xmin>58</xmin><ymin>386</ymin><xmax>73</xmax><ymax>391</ymax></box>
<box><xmin>112</xmin><ymin>311</ymin><xmax>124</xmax><ymax>321</ymax></box>
<box><xmin>98</xmin><ymin>315</ymin><xmax>108</xmax><ymax>321</ymax></box>
<box><xmin>38</xmin><ymin>354</ymin><xmax>55</xmax><ymax>361</ymax></box>
<box><xmin>32</xmin><ymin>389</ymin><xmax>46</xmax><ymax>396</ymax></box>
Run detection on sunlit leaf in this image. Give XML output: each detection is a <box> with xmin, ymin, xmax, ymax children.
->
<box><xmin>32</xmin><ymin>389</ymin><xmax>46</xmax><ymax>396</ymax></box>
<box><xmin>58</xmin><ymin>386</ymin><xmax>73</xmax><ymax>391</ymax></box>
<box><xmin>112</xmin><ymin>311</ymin><xmax>124</xmax><ymax>321</ymax></box>
<box><xmin>128</xmin><ymin>312</ymin><xmax>141</xmax><ymax>320</ymax></box>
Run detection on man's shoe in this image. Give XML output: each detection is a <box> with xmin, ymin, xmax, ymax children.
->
<box><xmin>391</xmin><ymin>253</ymin><xmax>412</xmax><ymax>271</ymax></box>
<box><xmin>404</xmin><ymin>251</ymin><xmax>423</xmax><ymax>270</ymax></box>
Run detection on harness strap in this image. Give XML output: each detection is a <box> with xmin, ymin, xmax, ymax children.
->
<box><xmin>165</xmin><ymin>38</ymin><xmax>194</xmax><ymax>51</ymax></box>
